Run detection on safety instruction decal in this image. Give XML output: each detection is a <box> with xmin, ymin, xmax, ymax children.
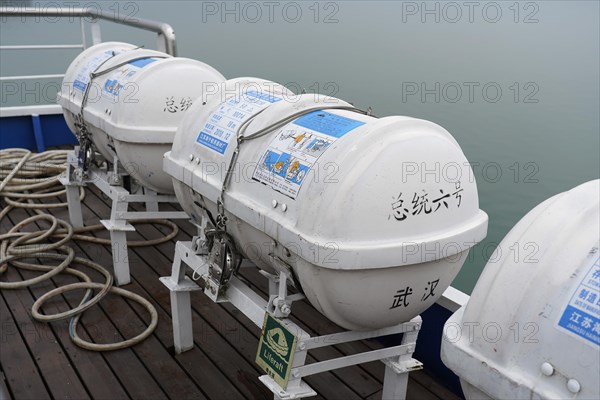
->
<box><xmin>196</xmin><ymin>90</ymin><xmax>282</xmax><ymax>155</ymax></box>
<box><xmin>73</xmin><ymin>49</ymin><xmax>127</xmax><ymax>92</ymax></box>
<box><xmin>557</xmin><ymin>254</ymin><xmax>600</xmax><ymax>346</ymax></box>
<box><xmin>253</xmin><ymin>111</ymin><xmax>365</xmax><ymax>199</ymax></box>
<box><xmin>293</xmin><ymin>110</ymin><xmax>366</xmax><ymax>138</ymax></box>
<box><xmin>102</xmin><ymin>57</ymin><xmax>159</xmax><ymax>99</ymax></box>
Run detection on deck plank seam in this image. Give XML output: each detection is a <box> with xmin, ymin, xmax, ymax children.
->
<box><xmin>0</xmin><ymin>289</ymin><xmax>51</xmax><ymax>399</ymax></box>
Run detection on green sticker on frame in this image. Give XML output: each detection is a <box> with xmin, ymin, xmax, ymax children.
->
<box><xmin>255</xmin><ymin>313</ymin><xmax>298</xmax><ymax>389</ymax></box>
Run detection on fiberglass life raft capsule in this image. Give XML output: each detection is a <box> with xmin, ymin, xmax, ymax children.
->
<box><xmin>57</xmin><ymin>42</ymin><xmax>225</xmax><ymax>194</ymax></box>
<box><xmin>164</xmin><ymin>78</ymin><xmax>489</xmax><ymax>330</ymax></box>
<box><xmin>442</xmin><ymin>179</ymin><xmax>600</xmax><ymax>400</ymax></box>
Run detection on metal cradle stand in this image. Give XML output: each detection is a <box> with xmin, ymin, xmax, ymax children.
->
<box><xmin>160</xmin><ymin>239</ymin><xmax>424</xmax><ymax>400</ymax></box>
<box><xmin>60</xmin><ymin>148</ymin><xmax>189</xmax><ymax>286</ymax></box>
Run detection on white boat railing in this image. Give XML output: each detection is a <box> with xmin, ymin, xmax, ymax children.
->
<box><xmin>0</xmin><ymin>6</ymin><xmax>177</xmax><ymax>62</ymax></box>
<box><xmin>0</xmin><ymin>6</ymin><xmax>177</xmax><ymax>116</ymax></box>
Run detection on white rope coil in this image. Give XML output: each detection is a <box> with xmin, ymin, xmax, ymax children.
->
<box><xmin>0</xmin><ymin>148</ymin><xmax>170</xmax><ymax>351</ymax></box>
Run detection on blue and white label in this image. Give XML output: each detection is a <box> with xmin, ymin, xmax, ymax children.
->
<box><xmin>196</xmin><ymin>90</ymin><xmax>282</xmax><ymax>155</ymax></box>
<box><xmin>253</xmin><ymin>111</ymin><xmax>365</xmax><ymax>199</ymax></box>
<box><xmin>73</xmin><ymin>80</ymin><xmax>88</xmax><ymax>92</ymax></box>
<box><xmin>73</xmin><ymin>49</ymin><xmax>127</xmax><ymax>92</ymax></box>
<box><xmin>293</xmin><ymin>111</ymin><xmax>366</xmax><ymax>138</ymax></box>
<box><xmin>196</xmin><ymin>132</ymin><xmax>229</xmax><ymax>154</ymax></box>
<box><xmin>102</xmin><ymin>57</ymin><xmax>158</xmax><ymax>100</ymax></box>
<box><xmin>244</xmin><ymin>90</ymin><xmax>282</xmax><ymax>103</ymax></box>
<box><xmin>557</xmin><ymin>254</ymin><xmax>600</xmax><ymax>346</ymax></box>
<box><xmin>127</xmin><ymin>58</ymin><xmax>158</xmax><ymax>68</ymax></box>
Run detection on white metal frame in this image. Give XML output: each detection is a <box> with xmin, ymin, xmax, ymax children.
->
<box><xmin>161</xmin><ymin>240</ymin><xmax>424</xmax><ymax>400</ymax></box>
<box><xmin>60</xmin><ymin>149</ymin><xmax>189</xmax><ymax>285</ymax></box>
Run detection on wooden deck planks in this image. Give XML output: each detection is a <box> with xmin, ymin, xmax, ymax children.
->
<box><xmin>0</xmin><ymin>183</ymin><xmax>460</xmax><ymax>400</ymax></box>
<box><xmin>77</xmin><ymin>191</ymin><xmax>273</xmax><ymax>400</ymax></box>
<box><xmin>0</xmin><ymin>293</ymin><xmax>50</xmax><ymax>400</ymax></box>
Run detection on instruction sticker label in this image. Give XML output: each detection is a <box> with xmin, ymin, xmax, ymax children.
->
<box><xmin>293</xmin><ymin>110</ymin><xmax>366</xmax><ymax>138</ymax></box>
<box><xmin>557</xmin><ymin>254</ymin><xmax>600</xmax><ymax>346</ymax></box>
<box><xmin>255</xmin><ymin>313</ymin><xmax>297</xmax><ymax>390</ymax></box>
<box><xmin>73</xmin><ymin>49</ymin><xmax>128</xmax><ymax>92</ymax></box>
<box><xmin>102</xmin><ymin>57</ymin><xmax>159</xmax><ymax>99</ymax></box>
<box><xmin>196</xmin><ymin>90</ymin><xmax>282</xmax><ymax>155</ymax></box>
<box><xmin>253</xmin><ymin>111</ymin><xmax>365</xmax><ymax>199</ymax></box>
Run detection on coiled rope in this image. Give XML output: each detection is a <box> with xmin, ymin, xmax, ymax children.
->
<box><xmin>0</xmin><ymin>148</ymin><xmax>177</xmax><ymax>351</ymax></box>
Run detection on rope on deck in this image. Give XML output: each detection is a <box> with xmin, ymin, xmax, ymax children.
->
<box><xmin>0</xmin><ymin>148</ymin><xmax>176</xmax><ymax>351</ymax></box>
